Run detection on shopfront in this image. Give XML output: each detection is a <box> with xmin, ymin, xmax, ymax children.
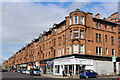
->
<box><xmin>46</xmin><ymin>61</ymin><xmax>54</xmax><ymax>74</ymax></box>
<box><xmin>40</xmin><ymin>61</ymin><xmax>46</xmax><ymax>74</ymax></box>
<box><xmin>19</xmin><ymin>64</ymin><xmax>27</xmax><ymax>70</ymax></box>
<box><xmin>53</xmin><ymin>56</ymin><xmax>93</xmax><ymax>75</ymax></box>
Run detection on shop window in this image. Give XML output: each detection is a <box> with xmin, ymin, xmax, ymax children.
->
<box><xmin>74</xmin><ymin>16</ymin><xmax>78</xmax><ymax>24</ymax></box>
<box><xmin>55</xmin><ymin>65</ymin><xmax>59</xmax><ymax>73</ymax></box>
<box><xmin>112</xmin><ymin>49</ymin><xmax>115</xmax><ymax>56</ymax></box>
<box><xmin>80</xmin><ymin>44</ymin><xmax>84</xmax><ymax>54</ymax></box>
<box><xmin>80</xmin><ymin>16</ymin><xmax>85</xmax><ymax>25</ymax></box>
<box><xmin>80</xmin><ymin>30</ymin><xmax>84</xmax><ymax>39</ymax></box>
<box><xmin>73</xmin><ymin>44</ymin><xmax>78</xmax><ymax>53</ymax></box>
<box><xmin>74</xmin><ymin>30</ymin><xmax>78</xmax><ymax>38</ymax></box>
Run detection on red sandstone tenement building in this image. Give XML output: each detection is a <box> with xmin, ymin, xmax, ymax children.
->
<box><xmin>2</xmin><ymin>9</ymin><xmax>120</xmax><ymax>76</ymax></box>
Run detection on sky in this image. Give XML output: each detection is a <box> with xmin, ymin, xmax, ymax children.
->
<box><xmin>1</xmin><ymin>0</ymin><xmax>120</xmax><ymax>65</ymax></box>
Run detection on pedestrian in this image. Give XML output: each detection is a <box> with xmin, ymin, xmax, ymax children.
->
<box><xmin>62</xmin><ymin>70</ymin><xmax>65</xmax><ymax>77</ymax></box>
<box><xmin>69</xmin><ymin>70</ymin><xmax>73</xmax><ymax>78</ymax></box>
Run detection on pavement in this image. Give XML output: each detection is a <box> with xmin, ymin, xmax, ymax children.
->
<box><xmin>41</xmin><ymin>73</ymin><xmax>120</xmax><ymax>79</ymax></box>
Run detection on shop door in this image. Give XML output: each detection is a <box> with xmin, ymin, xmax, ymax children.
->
<box><xmin>76</xmin><ymin>65</ymin><xmax>81</xmax><ymax>75</ymax></box>
<box><xmin>69</xmin><ymin>65</ymin><xmax>74</xmax><ymax>75</ymax></box>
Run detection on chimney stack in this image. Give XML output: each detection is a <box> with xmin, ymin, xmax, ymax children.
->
<box><xmin>95</xmin><ymin>13</ymin><xmax>100</xmax><ymax>19</ymax></box>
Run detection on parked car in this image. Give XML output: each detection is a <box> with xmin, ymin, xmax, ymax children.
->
<box><xmin>21</xmin><ymin>70</ymin><xmax>26</xmax><ymax>74</ymax></box>
<box><xmin>13</xmin><ymin>69</ymin><xmax>17</xmax><ymax>72</ymax></box>
<box><xmin>17</xmin><ymin>70</ymin><xmax>21</xmax><ymax>72</ymax></box>
<box><xmin>79</xmin><ymin>70</ymin><xmax>98</xmax><ymax>79</ymax></box>
<box><xmin>26</xmin><ymin>70</ymin><xmax>30</xmax><ymax>75</ymax></box>
<box><xmin>30</xmin><ymin>68</ymin><xmax>41</xmax><ymax>76</ymax></box>
<box><xmin>2</xmin><ymin>69</ymin><xmax>8</xmax><ymax>72</ymax></box>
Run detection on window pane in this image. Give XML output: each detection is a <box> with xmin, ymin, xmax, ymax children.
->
<box><xmin>99</xmin><ymin>34</ymin><xmax>101</xmax><ymax>42</ymax></box>
<box><xmin>96</xmin><ymin>47</ymin><xmax>98</xmax><ymax>55</ymax></box>
<box><xmin>74</xmin><ymin>16</ymin><xmax>78</xmax><ymax>24</ymax></box>
<box><xmin>96</xmin><ymin>33</ymin><xmax>99</xmax><ymax>42</ymax></box>
<box><xmin>70</xmin><ymin>18</ymin><xmax>72</xmax><ymax>25</ymax></box>
<box><xmin>80</xmin><ymin>44</ymin><xmax>84</xmax><ymax>54</ymax></box>
<box><xmin>69</xmin><ymin>45</ymin><xmax>72</xmax><ymax>54</ymax></box>
<box><xmin>105</xmin><ymin>35</ymin><xmax>107</xmax><ymax>42</ymax></box>
<box><xmin>74</xmin><ymin>30</ymin><xmax>78</xmax><ymax>38</ymax></box>
<box><xmin>73</xmin><ymin>44</ymin><xmax>78</xmax><ymax>53</ymax></box>
<box><xmin>111</xmin><ymin>36</ymin><xmax>114</xmax><ymax>45</ymax></box>
<box><xmin>96</xmin><ymin>22</ymin><xmax>100</xmax><ymax>29</ymax></box>
<box><xmin>106</xmin><ymin>48</ymin><xmax>108</xmax><ymax>55</ymax></box>
<box><xmin>99</xmin><ymin>47</ymin><xmax>102</xmax><ymax>55</ymax></box>
<box><xmin>112</xmin><ymin>49</ymin><xmax>115</xmax><ymax>56</ymax></box>
<box><xmin>80</xmin><ymin>30</ymin><xmax>84</xmax><ymax>39</ymax></box>
<box><xmin>80</xmin><ymin>16</ymin><xmax>84</xmax><ymax>25</ymax></box>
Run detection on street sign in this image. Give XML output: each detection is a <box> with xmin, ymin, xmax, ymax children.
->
<box><xmin>112</xmin><ymin>56</ymin><xmax>116</xmax><ymax>62</ymax></box>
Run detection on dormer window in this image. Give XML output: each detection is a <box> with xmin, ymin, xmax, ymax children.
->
<box><xmin>96</xmin><ymin>22</ymin><xmax>100</xmax><ymax>29</ymax></box>
<box><xmin>74</xmin><ymin>16</ymin><xmax>78</xmax><ymax>24</ymax></box>
<box><xmin>80</xmin><ymin>16</ymin><xmax>85</xmax><ymax>25</ymax></box>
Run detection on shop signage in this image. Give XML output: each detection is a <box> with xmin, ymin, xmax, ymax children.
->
<box><xmin>54</xmin><ymin>58</ymin><xmax>93</xmax><ymax>65</ymax></box>
<box><xmin>46</xmin><ymin>62</ymin><xmax>54</xmax><ymax>66</ymax></box>
<box><xmin>19</xmin><ymin>64</ymin><xmax>27</xmax><ymax>67</ymax></box>
<box><xmin>40</xmin><ymin>64</ymin><xmax>46</xmax><ymax>66</ymax></box>
<box><xmin>112</xmin><ymin>56</ymin><xmax>116</xmax><ymax>62</ymax></box>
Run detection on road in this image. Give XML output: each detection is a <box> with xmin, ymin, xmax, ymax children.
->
<box><xmin>1</xmin><ymin>72</ymin><xmax>119</xmax><ymax>80</ymax></box>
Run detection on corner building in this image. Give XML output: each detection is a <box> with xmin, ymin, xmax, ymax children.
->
<box><xmin>3</xmin><ymin>9</ymin><xmax>120</xmax><ymax>76</ymax></box>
